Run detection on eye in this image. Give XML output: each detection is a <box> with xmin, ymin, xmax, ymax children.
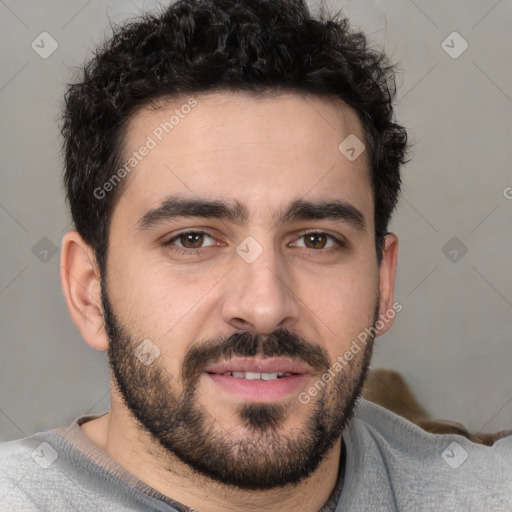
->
<box><xmin>292</xmin><ymin>232</ymin><xmax>344</xmax><ymax>251</ymax></box>
<box><xmin>166</xmin><ymin>231</ymin><xmax>217</xmax><ymax>250</ymax></box>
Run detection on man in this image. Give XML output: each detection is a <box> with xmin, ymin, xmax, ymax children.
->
<box><xmin>0</xmin><ymin>0</ymin><xmax>510</xmax><ymax>510</ymax></box>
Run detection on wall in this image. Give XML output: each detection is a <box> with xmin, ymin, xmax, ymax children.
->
<box><xmin>0</xmin><ymin>0</ymin><xmax>511</xmax><ymax>441</ymax></box>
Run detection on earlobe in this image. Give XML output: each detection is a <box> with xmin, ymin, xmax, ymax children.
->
<box><xmin>60</xmin><ymin>231</ymin><xmax>109</xmax><ymax>351</ymax></box>
<box><xmin>376</xmin><ymin>233</ymin><xmax>399</xmax><ymax>337</ymax></box>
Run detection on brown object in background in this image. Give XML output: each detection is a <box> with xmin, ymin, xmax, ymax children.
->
<box><xmin>362</xmin><ymin>368</ymin><xmax>512</xmax><ymax>446</ymax></box>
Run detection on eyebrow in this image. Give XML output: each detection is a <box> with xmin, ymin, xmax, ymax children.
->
<box><xmin>136</xmin><ymin>195</ymin><xmax>366</xmax><ymax>231</ymax></box>
<box><xmin>136</xmin><ymin>196</ymin><xmax>248</xmax><ymax>229</ymax></box>
<box><xmin>278</xmin><ymin>199</ymin><xmax>365</xmax><ymax>230</ymax></box>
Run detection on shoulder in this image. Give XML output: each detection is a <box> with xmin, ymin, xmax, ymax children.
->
<box><xmin>348</xmin><ymin>397</ymin><xmax>512</xmax><ymax>465</ymax></box>
<box><xmin>0</xmin><ymin>427</ymin><xmax>112</xmax><ymax>511</ymax></box>
<box><xmin>0</xmin><ymin>433</ymin><xmax>52</xmax><ymax>478</ymax></box>
<box><xmin>340</xmin><ymin>398</ymin><xmax>512</xmax><ymax>510</ymax></box>
<box><xmin>0</xmin><ymin>432</ymin><xmax>61</xmax><ymax>511</ymax></box>
<box><xmin>350</xmin><ymin>397</ymin><xmax>512</xmax><ymax>455</ymax></box>
<box><xmin>0</xmin><ymin>424</ymin><xmax>182</xmax><ymax>512</ymax></box>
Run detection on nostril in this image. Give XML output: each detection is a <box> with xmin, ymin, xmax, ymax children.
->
<box><xmin>231</xmin><ymin>318</ymin><xmax>252</xmax><ymax>330</ymax></box>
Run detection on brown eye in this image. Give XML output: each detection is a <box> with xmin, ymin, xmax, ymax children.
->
<box><xmin>292</xmin><ymin>232</ymin><xmax>344</xmax><ymax>252</ymax></box>
<box><xmin>178</xmin><ymin>232</ymin><xmax>206</xmax><ymax>248</ymax></box>
<box><xmin>303</xmin><ymin>233</ymin><xmax>328</xmax><ymax>249</ymax></box>
<box><xmin>163</xmin><ymin>230</ymin><xmax>219</xmax><ymax>256</ymax></box>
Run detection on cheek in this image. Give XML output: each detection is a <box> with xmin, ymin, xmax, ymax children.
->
<box><xmin>106</xmin><ymin>254</ymin><xmax>226</xmax><ymax>354</ymax></box>
<box><xmin>293</xmin><ymin>263</ymin><xmax>378</xmax><ymax>355</ymax></box>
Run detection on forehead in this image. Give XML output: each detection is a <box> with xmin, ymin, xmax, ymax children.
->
<box><xmin>115</xmin><ymin>91</ymin><xmax>373</xmax><ymax>224</ymax></box>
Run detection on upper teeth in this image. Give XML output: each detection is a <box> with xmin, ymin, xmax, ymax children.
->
<box><xmin>221</xmin><ymin>371</ymin><xmax>292</xmax><ymax>380</ymax></box>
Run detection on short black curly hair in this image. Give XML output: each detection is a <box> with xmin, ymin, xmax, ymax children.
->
<box><xmin>62</xmin><ymin>0</ymin><xmax>408</xmax><ymax>273</ymax></box>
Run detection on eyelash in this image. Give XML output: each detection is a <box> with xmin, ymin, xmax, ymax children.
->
<box><xmin>290</xmin><ymin>230</ymin><xmax>347</xmax><ymax>256</ymax></box>
<box><xmin>164</xmin><ymin>230</ymin><xmax>219</xmax><ymax>256</ymax></box>
<box><xmin>163</xmin><ymin>230</ymin><xmax>346</xmax><ymax>256</ymax></box>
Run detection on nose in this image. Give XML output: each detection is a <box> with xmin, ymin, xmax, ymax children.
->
<box><xmin>221</xmin><ymin>243</ymin><xmax>300</xmax><ymax>335</ymax></box>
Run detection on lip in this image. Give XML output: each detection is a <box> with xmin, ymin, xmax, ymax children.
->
<box><xmin>205</xmin><ymin>373</ymin><xmax>310</xmax><ymax>402</ymax></box>
<box><xmin>205</xmin><ymin>357</ymin><xmax>311</xmax><ymax>375</ymax></box>
<box><xmin>203</xmin><ymin>357</ymin><xmax>311</xmax><ymax>403</ymax></box>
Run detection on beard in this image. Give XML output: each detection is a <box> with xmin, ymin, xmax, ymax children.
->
<box><xmin>101</xmin><ymin>282</ymin><xmax>378</xmax><ymax>490</ymax></box>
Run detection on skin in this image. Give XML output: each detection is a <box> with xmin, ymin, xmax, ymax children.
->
<box><xmin>60</xmin><ymin>91</ymin><xmax>398</xmax><ymax>512</ymax></box>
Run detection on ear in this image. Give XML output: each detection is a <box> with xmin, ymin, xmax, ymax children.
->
<box><xmin>375</xmin><ymin>233</ymin><xmax>399</xmax><ymax>337</ymax></box>
<box><xmin>60</xmin><ymin>231</ymin><xmax>108</xmax><ymax>351</ymax></box>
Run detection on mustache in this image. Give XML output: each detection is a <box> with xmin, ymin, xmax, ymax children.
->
<box><xmin>181</xmin><ymin>329</ymin><xmax>331</xmax><ymax>386</ymax></box>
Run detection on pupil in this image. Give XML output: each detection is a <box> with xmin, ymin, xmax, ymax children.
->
<box><xmin>306</xmin><ymin>233</ymin><xmax>326</xmax><ymax>249</ymax></box>
<box><xmin>182</xmin><ymin>233</ymin><xmax>203</xmax><ymax>248</ymax></box>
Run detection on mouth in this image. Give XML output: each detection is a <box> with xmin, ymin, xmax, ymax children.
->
<box><xmin>203</xmin><ymin>357</ymin><xmax>311</xmax><ymax>403</ymax></box>
<box><xmin>211</xmin><ymin>371</ymin><xmax>293</xmax><ymax>380</ymax></box>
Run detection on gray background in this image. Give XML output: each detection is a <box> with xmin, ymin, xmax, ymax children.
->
<box><xmin>1</xmin><ymin>0</ymin><xmax>511</xmax><ymax>442</ymax></box>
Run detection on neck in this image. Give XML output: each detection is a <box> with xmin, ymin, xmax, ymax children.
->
<box><xmin>81</xmin><ymin>398</ymin><xmax>343</xmax><ymax>512</ymax></box>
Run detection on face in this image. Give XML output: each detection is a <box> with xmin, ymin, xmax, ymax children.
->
<box><xmin>101</xmin><ymin>91</ymin><xmax>394</xmax><ymax>489</ymax></box>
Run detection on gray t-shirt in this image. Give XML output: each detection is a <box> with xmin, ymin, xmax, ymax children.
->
<box><xmin>0</xmin><ymin>397</ymin><xmax>511</xmax><ymax>511</ymax></box>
